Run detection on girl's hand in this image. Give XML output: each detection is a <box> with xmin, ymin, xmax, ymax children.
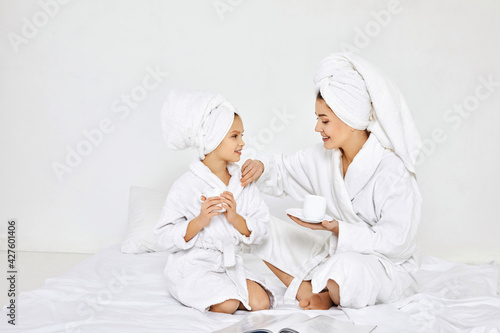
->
<box><xmin>221</xmin><ymin>191</ymin><xmax>251</xmax><ymax>237</ymax></box>
<box><xmin>287</xmin><ymin>214</ymin><xmax>339</xmax><ymax>235</ymax></box>
<box><xmin>240</xmin><ymin>159</ymin><xmax>264</xmax><ymax>187</ymax></box>
<box><xmin>220</xmin><ymin>191</ymin><xmax>238</xmax><ymax>224</ymax></box>
<box><xmin>198</xmin><ymin>196</ymin><xmax>223</xmax><ymax>228</ymax></box>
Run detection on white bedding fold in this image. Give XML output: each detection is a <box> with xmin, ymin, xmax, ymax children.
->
<box><xmin>1</xmin><ymin>244</ymin><xmax>499</xmax><ymax>332</ymax></box>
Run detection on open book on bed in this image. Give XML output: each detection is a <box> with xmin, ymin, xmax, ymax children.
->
<box><xmin>214</xmin><ymin>313</ymin><xmax>377</xmax><ymax>333</ymax></box>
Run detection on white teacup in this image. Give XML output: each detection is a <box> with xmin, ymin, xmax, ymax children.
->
<box><xmin>200</xmin><ymin>188</ymin><xmax>226</xmax><ymax>213</ymax></box>
<box><xmin>302</xmin><ymin>195</ymin><xmax>326</xmax><ymax>221</ymax></box>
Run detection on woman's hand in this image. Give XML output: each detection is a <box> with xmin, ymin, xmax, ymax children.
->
<box><xmin>287</xmin><ymin>214</ymin><xmax>339</xmax><ymax>235</ymax></box>
<box><xmin>198</xmin><ymin>196</ymin><xmax>223</xmax><ymax>228</ymax></box>
<box><xmin>240</xmin><ymin>159</ymin><xmax>264</xmax><ymax>187</ymax></box>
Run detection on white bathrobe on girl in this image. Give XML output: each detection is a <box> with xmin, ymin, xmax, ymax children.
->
<box><xmin>154</xmin><ymin>90</ymin><xmax>275</xmax><ymax>312</ymax></box>
<box><xmin>252</xmin><ymin>52</ymin><xmax>423</xmax><ymax>309</ymax></box>
<box><xmin>155</xmin><ymin>160</ymin><xmax>275</xmax><ymax>312</ymax></box>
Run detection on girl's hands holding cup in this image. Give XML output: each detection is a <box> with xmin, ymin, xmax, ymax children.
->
<box><xmin>198</xmin><ymin>195</ymin><xmax>223</xmax><ymax>227</ymax></box>
<box><xmin>240</xmin><ymin>159</ymin><xmax>264</xmax><ymax>187</ymax></box>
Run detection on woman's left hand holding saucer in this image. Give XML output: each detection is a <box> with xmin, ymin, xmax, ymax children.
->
<box><xmin>287</xmin><ymin>214</ymin><xmax>339</xmax><ymax>234</ymax></box>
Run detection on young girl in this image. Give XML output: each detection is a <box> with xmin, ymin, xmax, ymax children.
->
<box><xmin>154</xmin><ymin>90</ymin><xmax>275</xmax><ymax>314</ymax></box>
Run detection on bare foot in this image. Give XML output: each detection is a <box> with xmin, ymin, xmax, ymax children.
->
<box><xmin>299</xmin><ymin>292</ymin><xmax>334</xmax><ymax>310</ymax></box>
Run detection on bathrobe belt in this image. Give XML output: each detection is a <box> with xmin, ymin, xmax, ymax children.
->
<box><xmin>223</xmin><ymin>242</ymin><xmax>236</xmax><ymax>268</ymax></box>
<box><xmin>190</xmin><ymin>242</ymin><xmax>238</xmax><ymax>268</ymax></box>
<box><xmin>222</xmin><ymin>240</ymin><xmax>237</xmax><ymax>268</ymax></box>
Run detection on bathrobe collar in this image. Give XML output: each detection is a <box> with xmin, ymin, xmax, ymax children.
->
<box><xmin>343</xmin><ymin>133</ymin><xmax>385</xmax><ymax>201</ymax></box>
<box><xmin>189</xmin><ymin>159</ymin><xmax>244</xmax><ymax>200</ymax></box>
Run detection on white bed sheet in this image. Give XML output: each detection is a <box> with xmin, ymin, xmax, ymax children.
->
<box><xmin>1</xmin><ymin>244</ymin><xmax>499</xmax><ymax>332</ymax></box>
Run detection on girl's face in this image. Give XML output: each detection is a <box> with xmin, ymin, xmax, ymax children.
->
<box><xmin>314</xmin><ymin>98</ymin><xmax>353</xmax><ymax>150</ymax></box>
<box><xmin>210</xmin><ymin>115</ymin><xmax>245</xmax><ymax>162</ymax></box>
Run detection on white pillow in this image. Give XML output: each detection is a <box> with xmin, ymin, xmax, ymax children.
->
<box><xmin>121</xmin><ymin>186</ymin><xmax>168</xmax><ymax>254</ymax></box>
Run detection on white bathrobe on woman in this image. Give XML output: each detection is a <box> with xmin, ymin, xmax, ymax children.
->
<box><xmin>253</xmin><ymin>133</ymin><xmax>422</xmax><ymax>308</ymax></box>
<box><xmin>154</xmin><ymin>159</ymin><xmax>275</xmax><ymax>312</ymax></box>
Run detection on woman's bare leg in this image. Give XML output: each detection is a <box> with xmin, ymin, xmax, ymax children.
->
<box><xmin>327</xmin><ymin>279</ymin><xmax>340</xmax><ymax>305</ymax></box>
<box><xmin>263</xmin><ymin>261</ymin><xmax>335</xmax><ymax>309</ymax></box>
<box><xmin>300</xmin><ymin>279</ymin><xmax>339</xmax><ymax>310</ymax></box>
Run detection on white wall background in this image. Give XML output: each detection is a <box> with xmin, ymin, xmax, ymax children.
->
<box><xmin>0</xmin><ymin>0</ymin><xmax>499</xmax><ymax>262</ymax></box>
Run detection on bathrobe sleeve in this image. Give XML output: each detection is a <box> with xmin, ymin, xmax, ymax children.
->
<box><xmin>154</xmin><ymin>180</ymin><xmax>200</xmax><ymax>253</ymax></box>
<box><xmin>336</xmin><ymin>166</ymin><xmax>422</xmax><ymax>264</ymax></box>
<box><xmin>256</xmin><ymin>146</ymin><xmax>318</xmax><ymax>199</ymax></box>
<box><xmin>235</xmin><ymin>182</ymin><xmax>270</xmax><ymax>246</ymax></box>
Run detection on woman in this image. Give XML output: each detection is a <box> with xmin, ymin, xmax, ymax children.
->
<box><xmin>240</xmin><ymin>52</ymin><xmax>422</xmax><ymax>309</ymax></box>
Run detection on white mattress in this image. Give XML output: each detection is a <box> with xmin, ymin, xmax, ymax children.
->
<box><xmin>1</xmin><ymin>244</ymin><xmax>499</xmax><ymax>332</ymax></box>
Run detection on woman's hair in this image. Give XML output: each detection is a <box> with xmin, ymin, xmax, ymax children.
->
<box><xmin>317</xmin><ymin>91</ymin><xmax>323</xmax><ymax>100</ymax></box>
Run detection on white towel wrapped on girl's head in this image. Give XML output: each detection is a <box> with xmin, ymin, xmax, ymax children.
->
<box><xmin>161</xmin><ymin>90</ymin><xmax>238</xmax><ymax>160</ymax></box>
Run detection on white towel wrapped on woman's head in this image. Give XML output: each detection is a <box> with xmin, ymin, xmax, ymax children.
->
<box><xmin>314</xmin><ymin>56</ymin><xmax>372</xmax><ymax>130</ymax></box>
<box><xmin>314</xmin><ymin>52</ymin><xmax>422</xmax><ymax>174</ymax></box>
<box><xmin>161</xmin><ymin>90</ymin><xmax>238</xmax><ymax>160</ymax></box>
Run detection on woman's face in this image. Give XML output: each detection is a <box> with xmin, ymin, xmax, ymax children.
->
<box><xmin>209</xmin><ymin>115</ymin><xmax>245</xmax><ymax>162</ymax></box>
<box><xmin>315</xmin><ymin>98</ymin><xmax>353</xmax><ymax>150</ymax></box>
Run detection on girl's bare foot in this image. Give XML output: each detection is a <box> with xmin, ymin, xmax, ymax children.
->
<box><xmin>298</xmin><ymin>291</ymin><xmax>334</xmax><ymax>310</ymax></box>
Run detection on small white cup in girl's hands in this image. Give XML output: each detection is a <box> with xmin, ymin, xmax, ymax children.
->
<box><xmin>198</xmin><ymin>195</ymin><xmax>224</xmax><ymax>228</ymax></box>
<box><xmin>200</xmin><ymin>188</ymin><xmax>226</xmax><ymax>213</ymax></box>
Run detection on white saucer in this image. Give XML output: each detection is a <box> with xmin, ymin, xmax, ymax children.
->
<box><xmin>286</xmin><ymin>208</ymin><xmax>332</xmax><ymax>224</ymax></box>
